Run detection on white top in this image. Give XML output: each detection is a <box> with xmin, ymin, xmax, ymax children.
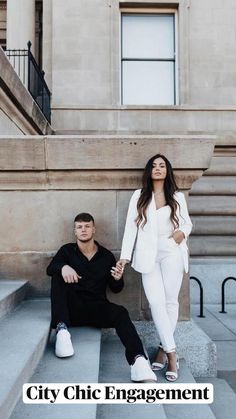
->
<box><xmin>120</xmin><ymin>189</ymin><xmax>193</xmax><ymax>274</ymax></box>
<box><xmin>156</xmin><ymin>205</ymin><xmax>174</xmax><ymax>237</ymax></box>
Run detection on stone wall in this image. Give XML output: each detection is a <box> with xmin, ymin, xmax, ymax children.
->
<box><xmin>0</xmin><ymin>135</ymin><xmax>214</xmax><ymax>320</ymax></box>
<box><xmin>188</xmin><ymin>0</ymin><xmax>236</xmax><ymax>105</ymax></box>
<box><xmin>52</xmin><ymin>106</ymin><xmax>236</xmax><ymax>135</ymax></box>
<box><xmin>42</xmin><ymin>0</ymin><xmax>236</xmax><ymax>131</ymax></box>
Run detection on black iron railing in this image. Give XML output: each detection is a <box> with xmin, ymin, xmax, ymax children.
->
<box><xmin>190</xmin><ymin>276</ymin><xmax>205</xmax><ymax>317</ymax></box>
<box><xmin>220</xmin><ymin>276</ymin><xmax>236</xmax><ymax>313</ymax></box>
<box><xmin>5</xmin><ymin>41</ymin><xmax>51</xmax><ymax>123</ymax></box>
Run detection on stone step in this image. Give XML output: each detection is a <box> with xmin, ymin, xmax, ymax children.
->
<box><xmin>97</xmin><ymin>333</ymin><xmax>167</xmax><ymax>419</ymax></box>
<box><xmin>191</xmin><ymin>305</ymin><xmax>235</xmax><ymax>341</ymax></box>
<box><xmin>190</xmin><ymin>236</ymin><xmax>236</xmax><ymax>257</ymax></box>
<box><xmin>195</xmin><ymin>377</ymin><xmax>236</xmax><ymax>419</ymax></box>
<box><xmin>189</xmin><ymin>196</ymin><xmax>236</xmax><ymax>215</ymax></box>
<box><xmin>191</xmin><ymin>176</ymin><xmax>236</xmax><ymax>195</ymax></box>
<box><xmin>191</xmin><ymin>216</ymin><xmax>236</xmax><ymax>235</ymax></box>
<box><xmin>135</xmin><ymin>355</ymin><xmax>217</xmax><ymax>419</ymax></box>
<box><xmin>160</xmin><ymin>360</ymin><xmax>216</xmax><ymax>419</ymax></box>
<box><xmin>135</xmin><ymin>320</ymin><xmax>217</xmax><ymax>378</ymax></box>
<box><xmin>10</xmin><ymin>327</ymin><xmax>102</xmax><ymax>419</ymax></box>
<box><xmin>0</xmin><ymin>299</ymin><xmax>50</xmax><ymax>419</ymax></box>
<box><xmin>205</xmin><ymin>156</ymin><xmax>236</xmax><ymax>176</ymax></box>
<box><xmin>98</xmin><ymin>332</ymin><xmax>216</xmax><ymax>419</ymax></box>
<box><xmin>0</xmin><ymin>280</ymin><xmax>28</xmax><ymax>320</ymax></box>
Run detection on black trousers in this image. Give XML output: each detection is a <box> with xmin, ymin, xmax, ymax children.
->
<box><xmin>51</xmin><ymin>273</ymin><xmax>147</xmax><ymax>365</ymax></box>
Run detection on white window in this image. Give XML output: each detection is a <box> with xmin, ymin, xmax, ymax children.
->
<box><xmin>121</xmin><ymin>13</ymin><xmax>177</xmax><ymax>105</ymax></box>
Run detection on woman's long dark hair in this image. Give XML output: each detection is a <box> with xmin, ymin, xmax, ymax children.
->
<box><xmin>136</xmin><ymin>154</ymin><xmax>180</xmax><ymax>228</ymax></box>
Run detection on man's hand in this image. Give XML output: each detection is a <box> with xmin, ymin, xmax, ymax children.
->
<box><xmin>61</xmin><ymin>265</ymin><xmax>81</xmax><ymax>283</ymax></box>
<box><xmin>172</xmin><ymin>230</ymin><xmax>185</xmax><ymax>244</ymax></box>
<box><xmin>110</xmin><ymin>264</ymin><xmax>124</xmax><ymax>281</ymax></box>
<box><xmin>110</xmin><ymin>259</ymin><xmax>130</xmax><ymax>280</ymax></box>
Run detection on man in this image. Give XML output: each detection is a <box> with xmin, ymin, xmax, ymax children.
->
<box><xmin>46</xmin><ymin>213</ymin><xmax>156</xmax><ymax>383</ymax></box>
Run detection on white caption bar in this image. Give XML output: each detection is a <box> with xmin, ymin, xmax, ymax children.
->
<box><xmin>23</xmin><ymin>383</ymin><xmax>213</xmax><ymax>404</ymax></box>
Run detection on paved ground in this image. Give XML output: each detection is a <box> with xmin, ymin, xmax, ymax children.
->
<box><xmin>191</xmin><ymin>303</ymin><xmax>236</xmax><ymax>393</ymax></box>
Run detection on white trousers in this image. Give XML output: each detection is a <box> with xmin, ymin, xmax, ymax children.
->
<box><xmin>142</xmin><ymin>237</ymin><xmax>184</xmax><ymax>352</ymax></box>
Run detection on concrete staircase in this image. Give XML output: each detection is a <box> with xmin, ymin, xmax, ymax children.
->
<box><xmin>0</xmin><ymin>280</ymin><xmax>50</xmax><ymax>419</ymax></box>
<box><xmin>0</xmin><ymin>280</ymin><xmax>28</xmax><ymax>320</ymax></box>
<box><xmin>98</xmin><ymin>333</ymin><xmax>218</xmax><ymax>419</ymax></box>
<box><xmin>1</xmin><ymin>281</ymin><xmax>235</xmax><ymax>419</ymax></box>
<box><xmin>11</xmin><ymin>327</ymin><xmax>102</xmax><ymax>419</ymax></box>
<box><xmin>99</xmin><ymin>333</ymin><xmax>236</xmax><ymax>419</ymax></box>
<box><xmin>196</xmin><ymin>377</ymin><xmax>236</xmax><ymax>419</ymax></box>
<box><xmin>0</xmin><ymin>279</ymin><xmax>102</xmax><ymax>419</ymax></box>
<box><xmin>189</xmin><ymin>140</ymin><xmax>236</xmax><ymax>305</ymax></box>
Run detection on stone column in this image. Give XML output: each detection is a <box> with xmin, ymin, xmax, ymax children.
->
<box><xmin>42</xmin><ymin>0</ymin><xmax>52</xmax><ymax>89</ymax></box>
<box><xmin>7</xmin><ymin>0</ymin><xmax>35</xmax><ymax>53</ymax></box>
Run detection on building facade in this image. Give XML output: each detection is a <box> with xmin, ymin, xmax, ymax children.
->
<box><xmin>0</xmin><ymin>0</ymin><xmax>236</xmax><ymax>318</ymax></box>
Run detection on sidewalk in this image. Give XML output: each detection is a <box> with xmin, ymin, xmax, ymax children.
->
<box><xmin>191</xmin><ymin>303</ymin><xmax>236</xmax><ymax>394</ymax></box>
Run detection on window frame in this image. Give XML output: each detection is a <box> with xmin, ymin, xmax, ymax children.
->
<box><xmin>120</xmin><ymin>8</ymin><xmax>179</xmax><ymax>106</ymax></box>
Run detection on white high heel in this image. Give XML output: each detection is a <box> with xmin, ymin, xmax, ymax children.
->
<box><xmin>151</xmin><ymin>348</ymin><xmax>167</xmax><ymax>371</ymax></box>
<box><xmin>165</xmin><ymin>354</ymin><xmax>179</xmax><ymax>382</ymax></box>
<box><xmin>151</xmin><ymin>359</ymin><xmax>167</xmax><ymax>371</ymax></box>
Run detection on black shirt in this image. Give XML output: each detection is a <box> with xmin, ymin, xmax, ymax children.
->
<box><xmin>46</xmin><ymin>241</ymin><xmax>124</xmax><ymax>300</ymax></box>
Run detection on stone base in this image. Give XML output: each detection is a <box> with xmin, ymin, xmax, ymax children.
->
<box><xmin>134</xmin><ymin>319</ymin><xmax>217</xmax><ymax>378</ymax></box>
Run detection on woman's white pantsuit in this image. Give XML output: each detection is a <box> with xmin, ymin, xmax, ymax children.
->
<box><xmin>120</xmin><ymin>190</ymin><xmax>192</xmax><ymax>352</ymax></box>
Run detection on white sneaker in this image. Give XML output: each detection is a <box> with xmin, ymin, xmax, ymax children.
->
<box><xmin>131</xmin><ymin>356</ymin><xmax>157</xmax><ymax>382</ymax></box>
<box><xmin>55</xmin><ymin>329</ymin><xmax>74</xmax><ymax>358</ymax></box>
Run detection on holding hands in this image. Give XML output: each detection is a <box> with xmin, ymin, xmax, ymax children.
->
<box><xmin>111</xmin><ymin>259</ymin><xmax>130</xmax><ymax>281</ymax></box>
<box><xmin>62</xmin><ymin>261</ymin><xmax>130</xmax><ymax>283</ymax></box>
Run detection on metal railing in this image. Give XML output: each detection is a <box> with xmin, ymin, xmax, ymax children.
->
<box><xmin>220</xmin><ymin>276</ymin><xmax>236</xmax><ymax>313</ymax></box>
<box><xmin>5</xmin><ymin>41</ymin><xmax>51</xmax><ymax>123</ymax></box>
<box><xmin>190</xmin><ymin>276</ymin><xmax>205</xmax><ymax>317</ymax></box>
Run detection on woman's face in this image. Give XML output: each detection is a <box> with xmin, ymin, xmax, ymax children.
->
<box><xmin>151</xmin><ymin>157</ymin><xmax>167</xmax><ymax>181</ymax></box>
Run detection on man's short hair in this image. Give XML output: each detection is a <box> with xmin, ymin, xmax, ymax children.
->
<box><xmin>74</xmin><ymin>213</ymin><xmax>95</xmax><ymax>224</ymax></box>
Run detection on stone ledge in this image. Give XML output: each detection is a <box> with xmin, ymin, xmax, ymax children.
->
<box><xmin>0</xmin><ymin>135</ymin><xmax>214</xmax><ymax>172</ymax></box>
<box><xmin>0</xmin><ymin>169</ymin><xmax>202</xmax><ymax>190</ymax></box>
<box><xmin>134</xmin><ymin>320</ymin><xmax>217</xmax><ymax>377</ymax></box>
<box><xmin>52</xmin><ymin>106</ymin><xmax>236</xmax><ymax>133</ymax></box>
<box><xmin>52</xmin><ymin>104</ymin><xmax>236</xmax><ymax>111</ymax></box>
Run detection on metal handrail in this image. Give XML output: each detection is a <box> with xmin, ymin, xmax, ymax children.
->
<box><xmin>190</xmin><ymin>276</ymin><xmax>205</xmax><ymax>317</ymax></box>
<box><xmin>219</xmin><ymin>276</ymin><xmax>236</xmax><ymax>313</ymax></box>
<box><xmin>5</xmin><ymin>41</ymin><xmax>51</xmax><ymax>123</ymax></box>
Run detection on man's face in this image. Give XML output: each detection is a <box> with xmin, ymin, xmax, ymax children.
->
<box><xmin>74</xmin><ymin>220</ymin><xmax>96</xmax><ymax>243</ymax></box>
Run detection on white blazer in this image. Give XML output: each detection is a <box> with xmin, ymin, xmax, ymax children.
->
<box><xmin>120</xmin><ymin>189</ymin><xmax>192</xmax><ymax>274</ymax></box>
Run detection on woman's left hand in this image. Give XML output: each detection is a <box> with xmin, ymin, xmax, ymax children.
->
<box><xmin>172</xmin><ymin>230</ymin><xmax>185</xmax><ymax>244</ymax></box>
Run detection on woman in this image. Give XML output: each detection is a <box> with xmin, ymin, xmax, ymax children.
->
<box><xmin>117</xmin><ymin>154</ymin><xmax>192</xmax><ymax>381</ymax></box>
